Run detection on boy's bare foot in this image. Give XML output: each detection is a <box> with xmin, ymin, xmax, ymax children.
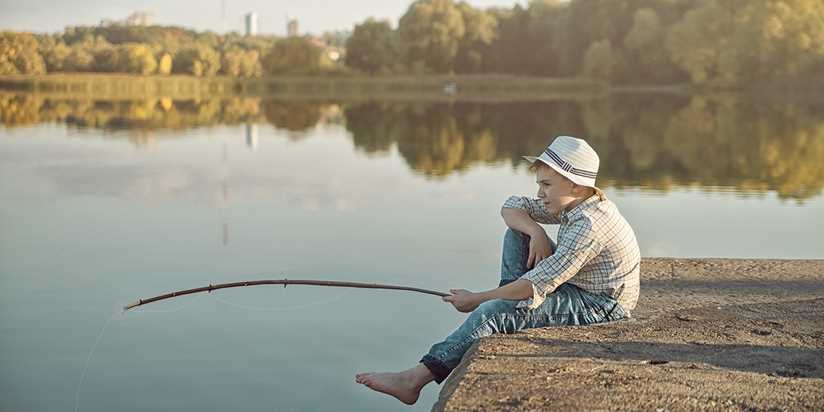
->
<box><xmin>355</xmin><ymin>369</ymin><xmax>425</xmax><ymax>405</ymax></box>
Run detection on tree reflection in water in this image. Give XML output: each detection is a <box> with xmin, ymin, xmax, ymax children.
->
<box><xmin>2</xmin><ymin>93</ymin><xmax>822</xmax><ymax>201</ymax></box>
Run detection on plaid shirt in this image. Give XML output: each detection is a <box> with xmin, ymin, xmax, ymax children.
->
<box><xmin>502</xmin><ymin>194</ymin><xmax>640</xmax><ymax>313</ymax></box>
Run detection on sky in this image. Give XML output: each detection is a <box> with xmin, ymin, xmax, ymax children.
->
<box><xmin>0</xmin><ymin>0</ymin><xmax>526</xmax><ymax>36</ymax></box>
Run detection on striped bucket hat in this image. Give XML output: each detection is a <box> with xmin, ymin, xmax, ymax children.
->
<box><xmin>522</xmin><ymin>135</ymin><xmax>600</xmax><ymax>188</ymax></box>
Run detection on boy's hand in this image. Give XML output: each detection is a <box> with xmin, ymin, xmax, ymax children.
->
<box><xmin>443</xmin><ymin>289</ymin><xmax>481</xmax><ymax>313</ymax></box>
<box><xmin>527</xmin><ymin>231</ymin><xmax>554</xmax><ymax>269</ymax></box>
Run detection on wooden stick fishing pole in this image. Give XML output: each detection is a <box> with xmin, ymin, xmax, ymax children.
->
<box><xmin>123</xmin><ymin>279</ymin><xmax>450</xmax><ymax>311</ymax></box>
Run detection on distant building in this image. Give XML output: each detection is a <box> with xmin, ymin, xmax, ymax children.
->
<box><xmin>245</xmin><ymin>12</ymin><xmax>258</xmax><ymax>36</ymax></box>
<box><xmin>287</xmin><ymin>19</ymin><xmax>299</xmax><ymax>37</ymax></box>
<box><xmin>100</xmin><ymin>11</ymin><xmax>152</xmax><ymax>27</ymax></box>
<box><xmin>125</xmin><ymin>12</ymin><xmax>152</xmax><ymax>26</ymax></box>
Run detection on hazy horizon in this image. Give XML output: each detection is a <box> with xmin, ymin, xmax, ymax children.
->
<box><xmin>0</xmin><ymin>0</ymin><xmax>522</xmax><ymax>36</ymax></box>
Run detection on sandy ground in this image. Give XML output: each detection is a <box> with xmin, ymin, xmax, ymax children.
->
<box><xmin>432</xmin><ymin>258</ymin><xmax>824</xmax><ymax>411</ymax></box>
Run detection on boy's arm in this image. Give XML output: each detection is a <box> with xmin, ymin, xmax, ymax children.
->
<box><xmin>476</xmin><ymin>278</ymin><xmax>535</xmax><ymax>301</ymax></box>
<box><xmin>444</xmin><ymin>279</ymin><xmax>535</xmax><ymax>312</ymax></box>
<box><xmin>501</xmin><ymin>196</ymin><xmax>561</xmax><ymax>225</ymax></box>
<box><xmin>446</xmin><ymin>196</ymin><xmax>595</xmax><ymax>313</ymax></box>
<box><xmin>501</xmin><ymin>208</ymin><xmax>546</xmax><ymax>239</ymax></box>
<box><xmin>445</xmin><ymin>220</ymin><xmax>600</xmax><ymax>313</ymax></box>
<box><xmin>448</xmin><ymin>219</ymin><xmax>603</xmax><ymax>313</ymax></box>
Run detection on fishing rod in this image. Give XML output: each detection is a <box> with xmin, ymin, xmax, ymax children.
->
<box><xmin>123</xmin><ymin>279</ymin><xmax>450</xmax><ymax>311</ymax></box>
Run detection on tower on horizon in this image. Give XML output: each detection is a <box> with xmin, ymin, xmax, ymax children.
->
<box><xmin>287</xmin><ymin>19</ymin><xmax>298</xmax><ymax>37</ymax></box>
<box><xmin>244</xmin><ymin>12</ymin><xmax>258</xmax><ymax>36</ymax></box>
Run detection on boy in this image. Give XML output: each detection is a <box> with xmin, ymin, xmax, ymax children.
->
<box><xmin>355</xmin><ymin>135</ymin><xmax>640</xmax><ymax>405</ymax></box>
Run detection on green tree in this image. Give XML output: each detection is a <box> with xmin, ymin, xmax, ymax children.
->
<box><xmin>666</xmin><ymin>0</ymin><xmax>736</xmax><ymax>84</ymax></box>
<box><xmin>345</xmin><ymin>19</ymin><xmax>399</xmax><ymax>74</ymax></box>
<box><xmin>221</xmin><ymin>48</ymin><xmax>244</xmax><ymax>76</ymax></box>
<box><xmin>157</xmin><ymin>52</ymin><xmax>173</xmax><ymax>75</ymax></box>
<box><xmin>242</xmin><ymin>50</ymin><xmax>262</xmax><ymax>77</ymax></box>
<box><xmin>222</xmin><ymin>48</ymin><xmax>262</xmax><ymax>77</ymax></box>
<box><xmin>262</xmin><ymin>37</ymin><xmax>323</xmax><ymax>75</ymax></box>
<box><xmin>583</xmin><ymin>39</ymin><xmax>621</xmax><ymax>81</ymax></box>
<box><xmin>121</xmin><ymin>43</ymin><xmax>157</xmax><ymax>75</ymax></box>
<box><xmin>622</xmin><ymin>8</ymin><xmax>679</xmax><ymax>83</ymax></box>
<box><xmin>726</xmin><ymin>0</ymin><xmax>824</xmax><ymax>81</ymax></box>
<box><xmin>454</xmin><ymin>3</ymin><xmax>497</xmax><ymax>73</ymax></box>
<box><xmin>41</xmin><ymin>41</ymin><xmax>71</xmax><ymax>72</ymax></box>
<box><xmin>485</xmin><ymin>6</ymin><xmax>530</xmax><ymax>74</ymax></box>
<box><xmin>0</xmin><ymin>32</ymin><xmax>47</xmax><ymax>74</ymax></box>
<box><xmin>398</xmin><ymin>0</ymin><xmax>466</xmax><ymax>73</ymax></box>
<box><xmin>557</xmin><ymin>0</ymin><xmax>630</xmax><ymax>77</ymax></box>
<box><xmin>174</xmin><ymin>45</ymin><xmax>221</xmax><ymax>76</ymax></box>
<box><xmin>526</xmin><ymin>0</ymin><xmax>566</xmax><ymax>76</ymax></box>
<box><xmin>94</xmin><ymin>46</ymin><xmax>121</xmax><ymax>72</ymax></box>
<box><xmin>64</xmin><ymin>47</ymin><xmax>95</xmax><ymax>72</ymax></box>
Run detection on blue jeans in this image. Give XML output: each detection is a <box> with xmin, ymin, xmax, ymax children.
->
<box><xmin>420</xmin><ymin>228</ymin><xmax>626</xmax><ymax>383</ymax></box>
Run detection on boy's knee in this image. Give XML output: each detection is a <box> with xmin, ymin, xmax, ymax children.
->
<box><xmin>468</xmin><ymin>299</ymin><xmax>519</xmax><ymax>334</ymax></box>
<box><xmin>474</xmin><ymin>299</ymin><xmax>515</xmax><ymax>320</ymax></box>
<box><xmin>504</xmin><ymin>227</ymin><xmax>528</xmax><ymax>242</ymax></box>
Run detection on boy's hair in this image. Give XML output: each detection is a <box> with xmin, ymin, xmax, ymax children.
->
<box><xmin>529</xmin><ymin>161</ymin><xmax>606</xmax><ymax>201</ymax></box>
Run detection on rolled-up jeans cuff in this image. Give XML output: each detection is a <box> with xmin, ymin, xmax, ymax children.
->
<box><xmin>419</xmin><ymin>354</ymin><xmax>451</xmax><ymax>384</ymax></box>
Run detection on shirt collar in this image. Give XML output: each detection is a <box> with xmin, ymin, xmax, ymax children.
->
<box><xmin>560</xmin><ymin>193</ymin><xmax>601</xmax><ymax>222</ymax></box>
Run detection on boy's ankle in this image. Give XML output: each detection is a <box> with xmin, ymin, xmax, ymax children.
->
<box><xmin>408</xmin><ymin>364</ymin><xmax>436</xmax><ymax>386</ymax></box>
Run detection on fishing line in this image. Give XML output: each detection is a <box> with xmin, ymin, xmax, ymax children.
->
<box><xmin>74</xmin><ymin>310</ymin><xmax>115</xmax><ymax>412</ymax></box>
<box><xmin>72</xmin><ymin>288</ymin><xmax>352</xmax><ymax>411</ymax></box>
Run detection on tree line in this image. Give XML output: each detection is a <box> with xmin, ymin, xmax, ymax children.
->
<box><xmin>2</xmin><ymin>0</ymin><xmax>823</xmax><ymax>86</ymax></box>
<box><xmin>0</xmin><ymin>25</ymin><xmax>339</xmax><ymax>77</ymax></box>
<box><xmin>346</xmin><ymin>0</ymin><xmax>824</xmax><ymax>85</ymax></box>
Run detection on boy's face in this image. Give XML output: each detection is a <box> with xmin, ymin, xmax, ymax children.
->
<box><xmin>535</xmin><ymin>164</ymin><xmax>577</xmax><ymax>216</ymax></box>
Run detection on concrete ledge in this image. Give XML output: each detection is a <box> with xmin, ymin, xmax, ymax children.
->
<box><xmin>432</xmin><ymin>258</ymin><xmax>824</xmax><ymax>411</ymax></box>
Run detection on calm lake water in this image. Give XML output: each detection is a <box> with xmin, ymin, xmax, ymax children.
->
<box><xmin>1</xmin><ymin>93</ymin><xmax>823</xmax><ymax>411</ymax></box>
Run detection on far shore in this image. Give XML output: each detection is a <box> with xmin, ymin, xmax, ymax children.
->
<box><xmin>0</xmin><ymin>73</ymin><xmax>608</xmax><ymax>102</ymax></box>
<box><xmin>2</xmin><ymin>73</ymin><xmax>819</xmax><ymax>103</ymax></box>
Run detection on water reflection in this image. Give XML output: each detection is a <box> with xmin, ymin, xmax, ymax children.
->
<box><xmin>2</xmin><ymin>92</ymin><xmax>823</xmax><ymax>412</ymax></box>
<box><xmin>2</xmin><ymin>93</ymin><xmax>823</xmax><ymax>200</ymax></box>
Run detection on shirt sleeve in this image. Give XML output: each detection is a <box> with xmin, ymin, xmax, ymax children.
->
<box><xmin>519</xmin><ymin>218</ymin><xmax>603</xmax><ymax>309</ymax></box>
<box><xmin>502</xmin><ymin>195</ymin><xmax>561</xmax><ymax>224</ymax></box>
